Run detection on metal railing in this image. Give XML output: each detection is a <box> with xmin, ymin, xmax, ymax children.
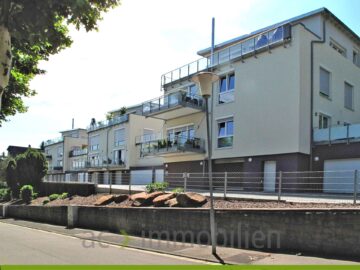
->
<box><xmin>44</xmin><ymin>137</ymin><xmax>64</xmax><ymax>146</ymax></box>
<box><xmin>69</xmin><ymin>148</ymin><xmax>88</xmax><ymax>157</ymax></box>
<box><xmin>314</xmin><ymin>123</ymin><xmax>360</xmax><ymax>144</ymax></box>
<box><xmin>161</xmin><ymin>25</ymin><xmax>289</xmax><ymax>88</ymax></box>
<box><xmin>44</xmin><ymin>170</ymin><xmax>360</xmax><ymax>204</ymax></box>
<box><xmin>139</xmin><ymin>135</ymin><xmax>205</xmax><ymax>156</ymax></box>
<box><xmin>87</xmin><ymin>114</ymin><xmax>129</xmax><ymax>132</ymax></box>
<box><xmin>135</xmin><ymin>132</ymin><xmax>163</xmax><ymax>144</ymax></box>
<box><xmin>85</xmin><ymin>157</ymin><xmax>126</xmax><ymax>168</ymax></box>
<box><xmin>141</xmin><ymin>90</ymin><xmax>204</xmax><ymax>116</ymax></box>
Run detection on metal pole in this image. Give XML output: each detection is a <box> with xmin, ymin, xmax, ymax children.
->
<box><xmin>184</xmin><ymin>172</ymin><xmax>188</xmax><ymax>192</ymax></box>
<box><xmin>128</xmin><ymin>172</ymin><xmax>132</xmax><ymax>195</ymax></box>
<box><xmin>211</xmin><ymin>17</ymin><xmax>215</xmax><ymax>69</ymax></box>
<box><xmin>353</xmin><ymin>170</ymin><xmax>358</xmax><ymax>205</ymax></box>
<box><xmin>205</xmin><ymin>96</ymin><xmax>217</xmax><ymax>255</ymax></box>
<box><xmin>278</xmin><ymin>171</ymin><xmax>282</xmax><ymax>202</ymax></box>
<box><xmin>224</xmin><ymin>172</ymin><xmax>228</xmax><ymax>199</ymax></box>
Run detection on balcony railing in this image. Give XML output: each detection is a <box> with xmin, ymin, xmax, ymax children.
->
<box><xmin>52</xmin><ymin>166</ymin><xmax>63</xmax><ymax>171</ymax></box>
<box><xmin>86</xmin><ymin>157</ymin><xmax>126</xmax><ymax>168</ymax></box>
<box><xmin>141</xmin><ymin>90</ymin><xmax>204</xmax><ymax>117</ymax></box>
<box><xmin>314</xmin><ymin>123</ymin><xmax>360</xmax><ymax>144</ymax></box>
<box><xmin>161</xmin><ymin>24</ymin><xmax>290</xmax><ymax>88</ymax></box>
<box><xmin>87</xmin><ymin>114</ymin><xmax>129</xmax><ymax>132</ymax></box>
<box><xmin>44</xmin><ymin>137</ymin><xmax>64</xmax><ymax>146</ymax></box>
<box><xmin>69</xmin><ymin>148</ymin><xmax>88</xmax><ymax>157</ymax></box>
<box><xmin>140</xmin><ymin>135</ymin><xmax>205</xmax><ymax>157</ymax></box>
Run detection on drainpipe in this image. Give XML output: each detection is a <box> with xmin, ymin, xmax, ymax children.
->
<box><xmin>309</xmin><ymin>15</ymin><xmax>327</xmax><ymax>171</ymax></box>
<box><xmin>106</xmin><ymin>127</ymin><xmax>112</xmax><ymax>193</ymax></box>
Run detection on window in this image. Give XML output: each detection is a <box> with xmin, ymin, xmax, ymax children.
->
<box><xmin>217</xmin><ymin>119</ymin><xmax>234</xmax><ymax>148</ymax></box>
<box><xmin>90</xmin><ymin>155</ymin><xmax>100</xmax><ymax>166</ymax></box>
<box><xmin>354</xmin><ymin>50</ymin><xmax>360</xmax><ymax>67</ymax></box>
<box><xmin>89</xmin><ymin>135</ymin><xmax>100</xmax><ymax>151</ymax></box>
<box><xmin>344</xmin><ymin>82</ymin><xmax>354</xmax><ymax>110</ymax></box>
<box><xmin>329</xmin><ymin>39</ymin><xmax>346</xmax><ymax>57</ymax></box>
<box><xmin>320</xmin><ymin>67</ymin><xmax>331</xmax><ymax>97</ymax></box>
<box><xmin>167</xmin><ymin>125</ymin><xmax>194</xmax><ymax>145</ymax></box>
<box><xmin>219</xmin><ymin>74</ymin><xmax>235</xmax><ymax>104</ymax></box>
<box><xmin>319</xmin><ymin>114</ymin><xmax>331</xmax><ymax>129</ymax></box>
<box><xmin>57</xmin><ymin>146</ymin><xmax>63</xmax><ymax>157</ymax></box>
<box><xmin>188</xmin><ymin>84</ymin><xmax>198</xmax><ymax>97</ymax></box>
<box><xmin>114</xmin><ymin>128</ymin><xmax>125</xmax><ymax>147</ymax></box>
<box><xmin>113</xmin><ymin>149</ymin><xmax>125</xmax><ymax>165</ymax></box>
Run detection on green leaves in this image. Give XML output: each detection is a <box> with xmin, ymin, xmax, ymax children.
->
<box><xmin>0</xmin><ymin>0</ymin><xmax>121</xmax><ymax>124</ymax></box>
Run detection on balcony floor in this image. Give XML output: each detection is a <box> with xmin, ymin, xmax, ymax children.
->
<box><xmin>145</xmin><ymin>105</ymin><xmax>203</xmax><ymax>120</ymax></box>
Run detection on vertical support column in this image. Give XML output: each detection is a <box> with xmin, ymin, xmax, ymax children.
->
<box><xmin>67</xmin><ymin>206</ymin><xmax>78</xmax><ymax>228</ymax></box>
<box><xmin>353</xmin><ymin>170</ymin><xmax>358</xmax><ymax>205</ymax></box>
<box><xmin>278</xmin><ymin>171</ymin><xmax>283</xmax><ymax>202</ymax></box>
<box><xmin>224</xmin><ymin>172</ymin><xmax>228</xmax><ymax>199</ymax></box>
<box><xmin>2</xmin><ymin>204</ymin><xmax>7</xmax><ymax>218</ymax></box>
<box><xmin>128</xmin><ymin>173</ymin><xmax>132</xmax><ymax>195</ymax></box>
<box><xmin>183</xmin><ymin>172</ymin><xmax>188</xmax><ymax>192</ymax></box>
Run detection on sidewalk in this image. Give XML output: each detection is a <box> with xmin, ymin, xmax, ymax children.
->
<box><xmin>0</xmin><ymin>218</ymin><xmax>357</xmax><ymax>265</ymax></box>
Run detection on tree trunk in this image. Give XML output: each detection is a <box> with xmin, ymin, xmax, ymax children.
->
<box><xmin>0</xmin><ymin>25</ymin><xmax>11</xmax><ymax>111</ymax></box>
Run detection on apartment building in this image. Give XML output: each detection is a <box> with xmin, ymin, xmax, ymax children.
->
<box><xmin>136</xmin><ymin>8</ymin><xmax>360</xmax><ymax>192</ymax></box>
<box><xmin>44</xmin><ymin>128</ymin><xmax>88</xmax><ymax>181</ymax></box>
<box><xmin>86</xmin><ymin>106</ymin><xmax>164</xmax><ymax>185</ymax></box>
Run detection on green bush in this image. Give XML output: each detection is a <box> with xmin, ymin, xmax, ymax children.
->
<box><xmin>59</xmin><ymin>192</ymin><xmax>68</xmax><ymax>200</ymax></box>
<box><xmin>145</xmin><ymin>182</ymin><xmax>169</xmax><ymax>193</ymax></box>
<box><xmin>0</xmin><ymin>188</ymin><xmax>11</xmax><ymax>201</ymax></box>
<box><xmin>49</xmin><ymin>194</ymin><xmax>60</xmax><ymax>201</ymax></box>
<box><xmin>43</xmin><ymin>199</ymin><xmax>50</xmax><ymax>205</ymax></box>
<box><xmin>171</xmin><ymin>187</ymin><xmax>184</xmax><ymax>194</ymax></box>
<box><xmin>20</xmin><ymin>185</ymin><xmax>34</xmax><ymax>204</ymax></box>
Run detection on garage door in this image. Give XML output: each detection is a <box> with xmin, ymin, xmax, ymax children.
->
<box><xmin>130</xmin><ymin>170</ymin><xmax>152</xmax><ymax>185</ymax></box>
<box><xmin>324</xmin><ymin>159</ymin><xmax>360</xmax><ymax>194</ymax></box>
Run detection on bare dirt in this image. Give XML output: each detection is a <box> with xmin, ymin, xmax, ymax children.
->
<box><xmin>29</xmin><ymin>194</ymin><xmax>360</xmax><ymax>209</ymax></box>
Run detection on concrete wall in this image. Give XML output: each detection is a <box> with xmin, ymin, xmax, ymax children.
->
<box><xmin>1</xmin><ymin>205</ymin><xmax>360</xmax><ymax>258</ymax></box>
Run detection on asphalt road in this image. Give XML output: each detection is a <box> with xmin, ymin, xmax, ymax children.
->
<box><xmin>0</xmin><ymin>222</ymin><xmax>205</xmax><ymax>265</ymax></box>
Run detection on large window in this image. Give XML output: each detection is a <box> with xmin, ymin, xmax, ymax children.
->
<box><xmin>167</xmin><ymin>125</ymin><xmax>194</xmax><ymax>145</ymax></box>
<box><xmin>344</xmin><ymin>82</ymin><xmax>354</xmax><ymax>110</ymax></box>
<box><xmin>217</xmin><ymin>118</ymin><xmax>234</xmax><ymax>148</ymax></box>
<box><xmin>114</xmin><ymin>128</ymin><xmax>125</xmax><ymax>147</ymax></box>
<box><xmin>353</xmin><ymin>50</ymin><xmax>360</xmax><ymax>67</ymax></box>
<box><xmin>219</xmin><ymin>74</ymin><xmax>235</xmax><ymax>104</ymax></box>
<box><xmin>188</xmin><ymin>84</ymin><xmax>198</xmax><ymax>97</ymax></box>
<box><xmin>319</xmin><ymin>114</ymin><xmax>331</xmax><ymax>129</ymax></box>
<box><xmin>320</xmin><ymin>67</ymin><xmax>331</xmax><ymax>97</ymax></box>
<box><xmin>57</xmin><ymin>146</ymin><xmax>63</xmax><ymax>157</ymax></box>
<box><xmin>89</xmin><ymin>135</ymin><xmax>100</xmax><ymax>151</ymax></box>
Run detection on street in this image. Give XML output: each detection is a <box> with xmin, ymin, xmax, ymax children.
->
<box><xmin>0</xmin><ymin>222</ymin><xmax>205</xmax><ymax>265</ymax></box>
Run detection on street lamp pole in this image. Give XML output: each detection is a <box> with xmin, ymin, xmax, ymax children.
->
<box><xmin>192</xmin><ymin>72</ymin><xmax>219</xmax><ymax>255</ymax></box>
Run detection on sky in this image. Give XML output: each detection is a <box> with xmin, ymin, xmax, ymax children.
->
<box><xmin>1</xmin><ymin>0</ymin><xmax>359</xmax><ymax>153</ymax></box>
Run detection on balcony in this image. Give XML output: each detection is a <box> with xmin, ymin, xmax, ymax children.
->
<box><xmin>139</xmin><ymin>135</ymin><xmax>205</xmax><ymax>157</ymax></box>
<box><xmin>52</xmin><ymin>166</ymin><xmax>63</xmax><ymax>171</ymax></box>
<box><xmin>141</xmin><ymin>90</ymin><xmax>204</xmax><ymax>120</ymax></box>
<box><xmin>44</xmin><ymin>137</ymin><xmax>64</xmax><ymax>146</ymax></box>
<box><xmin>314</xmin><ymin>123</ymin><xmax>360</xmax><ymax>144</ymax></box>
<box><xmin>87</xmin><ymin>114</ymin><xmax>129</xmax><ymax>132</ymax></box>
<box><xmin>161</xmin><ymin>24</ymin><xmax>290</xmax><ymax>89</ymax></box>
<box><xmin>86</xmin><ymin>157</ymin><xmax>126</xmax><ymax>169</ymax></box>
<box><xmin>69</xmin><ymin>148</ymin><xmax>88</xmax><ymax>157</ymax></box>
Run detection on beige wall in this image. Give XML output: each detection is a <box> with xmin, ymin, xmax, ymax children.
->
<box><xmin>44</xmin><ymin>142</ymin><xmax>64</xmax><ymax>172</ymax></box>
<box><xmin>313</xmin><ymin>19</ymin><xmax>360</xmax><ymax>128</ymax></box>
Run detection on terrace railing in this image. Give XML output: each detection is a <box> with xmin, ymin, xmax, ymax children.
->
<box><xmin>161</xmin><ymin>24</ymin><xmax>290</xmax><ymax>88</ymax></box>
<box><xmin>313</xmin><ymin>123</ymin><xmax>360</xmax><ymax>144</ymax></box>
<box><xmin>87</xmin><ymin>114</ymin><xmax>129</xmax><ymax>132</ymax></box>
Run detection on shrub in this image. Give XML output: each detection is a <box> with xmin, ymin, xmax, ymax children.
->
<box><xmin>59</xmin><ymin>192</ymin><xmax>68</xmax><ymax>200</ymax></box>
<box><xmin>49</xmin><ymin>194</ymin><xmax>60</xmax><ymax>201</ymax></box>
<box><xmin>171</xmin><ymin>187</ymin><xmax>184</xmax><ymax>194</ymax></box>
<box><xmin>43</xmin><ymin>199</ymin><xmax>50</xmax><ymax>205</ymax></box>
<box><xmin>146</xmin><ymin>182</ymin><xmax>169</xmax><ymax>193</ymax></box>
<box><xmin>20</xmin><ymin>185</ymin><xmax>34</xmax><ymax>204</ymax></box>
<box><xmin>0</xmin><ymin>188</ymin><xmax>11</xmax><ymax>201</ymax></box>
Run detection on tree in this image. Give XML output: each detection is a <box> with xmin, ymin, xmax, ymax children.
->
<box><xmin>0</xmin><ymin>0</ymin><xmax>121</xmax><ymax>123</ymax></box>
<box><xmin>6</xmin><ymin>148</ymin><xmax>48</xmax><ymax>197</ymax></box>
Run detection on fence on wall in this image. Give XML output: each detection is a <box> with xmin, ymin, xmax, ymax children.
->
<box><xmin>44</xmin><ymin>170</ymin><xmax>360</xmax><ymax>204</ymax></box>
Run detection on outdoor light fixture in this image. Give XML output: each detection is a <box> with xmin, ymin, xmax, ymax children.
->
<box><xmin>192</xmin><ymin>71</ymin><xmax>219</xmax><ymax>255</ymax></box>
<box><xmin>248</xmin><ymin>157</ymin><xmax>253</xmax><ymax>162</ymax></box>
<box><xmin>314</xmin><ymin>156</ymin><xmax>319</xmax><ymax>161</ymax></box>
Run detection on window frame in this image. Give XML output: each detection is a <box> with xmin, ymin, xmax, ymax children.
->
<box><xmin>319</xmin><ymin>67</ymin><xmax>331</xmax><ymax>98</ymax></box>
<box><xmin>114</xmin><ymin>128</ymin><xmax>126</xmax><ymax>147</ymax></box>
<box><xmin>318</xmin><ymin>113</ymin><xmax>331</xmax><ymax>129</ymax></box>
<box><xmin>217</xmin><ymin>118</ymin><xmax>234</xmax><ymax>148</ymax></box>
<box><xmin>89</xmin><ymin>135</ymin><xmax>100</xmax><ymax>152</ymax></box>
<box><xmin>344</xmin><ymin>81</ymin><xmax>354</xmax><ymax>110</ymax></box>
<box><xmin>218</xmin><ymin>73</ymin><xmax>235</xmax><ymax>104</ymax></box>
<box><xmin>329</xmin><ymin>38</ymin><xmax>347</xmax><ymax>57</ymax></box>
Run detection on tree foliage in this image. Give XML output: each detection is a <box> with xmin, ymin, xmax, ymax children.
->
<box><xmin>5</xmin><ymin>148</ymin><xmax>48</xmax><ymax>197</ymax></box>
<box><xmin>0</xmin><ymin>0</ymin><xmax>121</xmax><ymax>125</ymax></box>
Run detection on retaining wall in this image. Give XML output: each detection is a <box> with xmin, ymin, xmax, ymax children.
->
<box><xmin>40</xmin><ymin>182</ymin><xmax>95</xmax><ymax>196</ymax></box>
<box><xmin>1</xmin><ymin>205</ymin><xmax>359</xmax><ymax>258</ymax></box>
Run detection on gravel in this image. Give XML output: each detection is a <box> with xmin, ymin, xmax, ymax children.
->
<box><xmin>29</xmin><ymin>194</ymin><xmax>360</xmax><ymax>209</ymax></box>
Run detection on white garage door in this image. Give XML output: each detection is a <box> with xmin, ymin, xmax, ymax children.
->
<box><xmin>130</xmin><ymin>170</ymin><xmax>152</xmax><ymax>185</ymax></box>
<box><xmin>155</xmin><ymin>169</ymin><xmax>164</xmax><ymax>183</ymax></box>
<box><xmin>324</xmin><ymin>159</ymin><xmax>360</xmax><ymax>194</ymax></box>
